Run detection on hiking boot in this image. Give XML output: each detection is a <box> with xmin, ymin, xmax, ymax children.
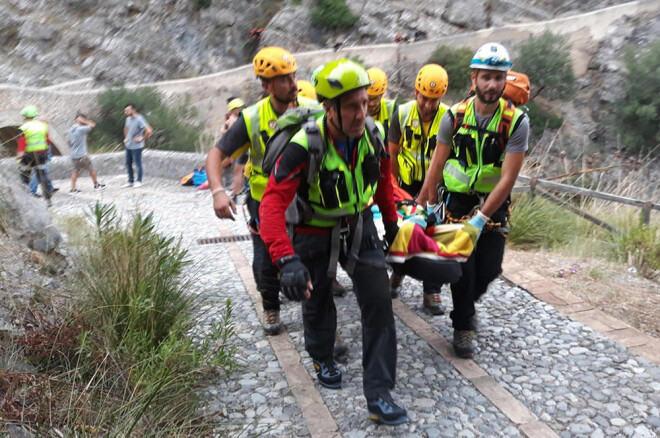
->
<box><xmin>263</xmin><ymin>309</ymin><xmax>283</xmax><ymax>336</ymax></box>
<box><xmin>423</xmin><ymin>292</ymin><xmax>445</xmax><ymax>316</ymax></box>
<box><xmin>333</xmin><ymin>333</ymin><xmax>348</xmax><ymax>360</ymax></box>
<box><xmin>367</xmin><ymin>391</ymin><xmax>408</xmax><ymax>426</ymax></box>
<box><xmin>390</xmin><ymin>273</ymin><xmax>404</xmax><ymax>299</ymax></box>
<box><xmin>312</xmin><ymin>358</ymin><xmax>341</xmax><ymax>389</ymax></box>
<box><xmin>94</xmin><ymin>183</ymin><xmax>106</xmax><ymax>190</ymax></box>
<box><xmin>453</xmin><ymin>329</ymin><xmax>476</xmax><ymax>359</ymax></box>
<box><xmin>332</xmin><ymin>278</ymin><xmax>346</xmax><ymax>297</ymax></box>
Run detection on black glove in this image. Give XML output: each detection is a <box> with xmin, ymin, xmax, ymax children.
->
<box><xmin>384</xmin><ymin>221</ymin><xmax>399</xmax><ymax>248</ymax></box>
<box><xmin>277</xmin><ymin>255</ymin><xmax>311</xmax><ymax>301</ymax></box>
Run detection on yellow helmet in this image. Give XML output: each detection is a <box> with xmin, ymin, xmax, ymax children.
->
<box><xmin>227</xmin><ymin>98</ymin><xmax>245</xmax><ymax>112</ymax></box>
<box><xmin>366</xmin><ymin>67</ymin><xmax>388</xmax><ymax>96</ymax></box>
<box><xmin>296</xmin><ymin>80</ymin><xmax>317</xmax><ymax>100</ymax></box>
<box><xmin>253</xmin><ymin>46</ymin><xmax>297</xmax><ymax>79</ymax></box>
<box><xmin>415</xmin><ymin>64</ymin><xmax>448</xmax><ymax>99</ymax></box>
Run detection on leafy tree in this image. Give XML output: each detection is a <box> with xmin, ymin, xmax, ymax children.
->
<box><xmin>427</xmin><ymin>46</ymin><xmax>474</xmax><ymax>94</ymax></box>
<box><xmin>615</xmin><ymin>40</ymin><xmax>660</xmax><ymax>154</ymax></box>
<box><xmin>311</xmin><ymin>0</ymin><xmax>358</xmax><ymax>30</ymax></box>
<box><xmin>93</xmin><ymin>87</ymin><xmax>203</xmax><ymax>152</ymax></box>
<box><xmin>516</xmin><ymin>31</ymin><xmax>575</xmax><ymax>100</ymax></box>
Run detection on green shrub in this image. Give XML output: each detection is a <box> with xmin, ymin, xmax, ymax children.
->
<box><xmin>508</xmin><ymin>194</ymin><xmax>579</xmax><ymax>249</ymax></box>
<box><xmin>427</xmin><ymin>46</ymin><xmax>473</xmax><ymax>94</ymax></box>
<box><xmin>608</xmin><ymin>216</ymin><xmax>660</xmax><ymax>281</ymax></box>
<box><xmin>311</xmin><ymin>0</ymin><xmax>358</xmax><ymax>29</ymax></box>
<box><xmin>615</xmin><ymin>40</ymin><xmax>660</xmax><ymax>154</ymax></box>
<box><xmin>193</xmin><ymin>0</ymin><xmax>212</xmax><ymax>9</ymax></box>
<box><xmin>526</xmin><ymin>100</ymin><xmax>563</xmax><ymax>138</ymax></box>
<box><xmin>516</xmin><ymin>31</ymin><xmax>575</xmax><ymax>100</ymax></box>
<box><xmin>93</xmin><ymin>87</ymin><xmax>203</xmax><ymax>152</ymax></box>
<box><xmin>11</xmin><ymin>202</ymin><xmax>236</xmax><ymax>435</ymax></box>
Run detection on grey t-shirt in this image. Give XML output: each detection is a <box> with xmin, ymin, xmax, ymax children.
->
<box><xmin>437</xmin><ymin>110</ymin><xmax>529</xmax><ymax>153</ymax></box>
<box><xmin>124</xmin><ymin>114</ymin><xmax>149</xmax><ymax>150</ymax></box>
<box><xmin>68</xmin><ymin>124</ymin><xmax>92</xmax><ymax>159</ymax></box>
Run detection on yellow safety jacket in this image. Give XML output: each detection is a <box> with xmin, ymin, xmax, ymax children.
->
<box><xmin>19</xmin><ymin>120</ymin><xmax>48</xmax><ymax>153</ymax></box>
<box><xmin>372</xmin><ymin>98</ymin><xmax>396</xmax><ymax>138</ymax></box>
<box><xmin>289</xmin><ymin>118</ymin><xmax>384</xmax><ymax>228</ymax></box>
<box><xmin>396</xmin><ymin>100</ymin><xmax>448</xmax><ymax>185</ymax></box>
<box><xmin>242</xmin><ymin>95</ymin><xmax>320</xmax><ymax>201</ymax></box>
<box><xmin>443</xmin><ymin>97</ymin><xmax>524</xmax><ymax>194</ymax></box>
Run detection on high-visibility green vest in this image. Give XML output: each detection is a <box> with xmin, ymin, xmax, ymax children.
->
<box><xmin>290</xmin><ymin>117</ymin><xmax>382</xmax><ymax>228</ymax></box>
<box><xmin>373</xmin><ymin>98</ymin><xmax>396</xmax><ymax>138</ymax></box>
<box><xmin>243</xmin><ymin>95</ymin><xmax>320</xmax><ymax>201</ymax></box>
<box><xmin>396</xmin><ymin>100</ymin><xmax>448</xmax><ymax>185</ymax></box>
<box><xmin>443</xmin><ymin>97</ymin><xmax>524</xmax><ymax>194</ymax></box>
<box><xmin>19</xmin><ymin>120</ymin><xmax>48</xmax><ymax>153</ymax></box>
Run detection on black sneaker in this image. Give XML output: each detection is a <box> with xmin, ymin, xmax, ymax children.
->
<box><xmin>332</xmin><ymin>278</ymin><xmax>346</xmax><ymax>297</ymax></box>
<box><xmin>453</xmin><ymin>329</ymin><xmax>476</xmax><ymax>358</ymax></box>
<box><xmin>312</xmin><ymin>358</ymin><xmax>341</xmax><ymax>389</ymax></box>
<box><xmin>367</xmin><ymin>391</ymin><xmax>408</xmax><ymax>425</ymax></box>
<box><xmin>51</xmin><ymin>187</ymin><xmax>59</xmax><ymax>193</ymax></box>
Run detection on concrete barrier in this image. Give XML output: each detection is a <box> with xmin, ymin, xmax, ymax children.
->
<box><xmin>0</xmin><ymin>150</ymin><xmax>208</xmax><ymax>182</ymax></box>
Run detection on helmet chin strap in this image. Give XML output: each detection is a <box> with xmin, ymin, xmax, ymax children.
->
<box><xmin>330</xmin><ymin>98</ymin><xmax>356</xmax><ymax>141</ymax></box>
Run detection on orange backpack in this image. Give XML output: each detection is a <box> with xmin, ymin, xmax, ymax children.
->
<box><xmin>503</xmin><ymin>71</ymin><xmax>530</xmax><ymax>106</ymax></box>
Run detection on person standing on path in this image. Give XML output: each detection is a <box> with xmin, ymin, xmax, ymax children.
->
<box><xmin>259</xmin><ymin>60</ymin><xmax>407</xmax><ymax>426</ymax></box>
<box><xmin>387</xmin><ymin>63</ymin><xmax>450</xmax><ymax>314</ymax></box>
<box><xmin>68</xmin><ymin>113</ymin><xmax>105</xmax><ymax>193</ymax></box>
<box><xmin>206</xmin><ymin>46</ymin><xmax>319</xmax><ymax>336</ymax></box>
<box><xmin>122</xmin><ymin>103</ymin><xmax>152</xmax><ymax>188</ymax></box>
<box><xmin>417</xmin><ymin>42</ymin><xmax>529</xmax><ymax>359</ymax></box>
<box><xmin>16</xmin><ymin>105</ymin><xmax>53</xmax><ymax>203</ymax></box>
<box><xmin>220</xmin><ymin>97</ymin><xmax>248</xmax><ymax>202</ymax></box>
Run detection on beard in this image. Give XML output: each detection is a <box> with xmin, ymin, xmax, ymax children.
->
<box><xmin>475</xmin><ymin>84</ymin><xmax>504</xmax><ymax>105</ymax></box>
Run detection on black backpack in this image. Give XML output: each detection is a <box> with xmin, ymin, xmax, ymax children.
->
<box><xmin>262</xmin><ymin>107</ymin><xmax>387</xmax><ymax>224</ymax></box>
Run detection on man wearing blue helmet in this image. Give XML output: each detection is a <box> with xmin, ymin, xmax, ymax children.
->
<box><xmin>418</xmin><ymin>42</ymin><xmax>530</xmax><ymax>359</ymax></box>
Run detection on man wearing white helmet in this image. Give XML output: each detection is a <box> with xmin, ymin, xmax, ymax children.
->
<box><xmin>418</xmin><ymin>42</ymin><xmax>529</xmax><ymax>358</ymax></box>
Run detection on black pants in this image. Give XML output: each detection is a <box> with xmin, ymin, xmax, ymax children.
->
<box><xmin>293</xmin><ymin>211</ymin><xmax>397</xmax><ymax>399</ymax></box>
<box><xmin>447</xmin><ymin>192</ymin><xmax>508</xmax><ymax>331</ymax></box>
<box><xmin>19</xmin><ymin>150</ymin><xmax>51</xmax><ymax>200</ymax></box>
<box><xmin>399</xmin><ymin>179</ymin><xmax>441</xmax><ymax>294</ymax></box>
<box><xmin>246</xmin><ymin>196</ymin><xmax>280</xmax><ymax>311</ymax></box>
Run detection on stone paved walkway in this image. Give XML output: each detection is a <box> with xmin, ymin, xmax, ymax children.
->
<box><xmin>49</xmin><ymin>176</ymin><xmax>660</xmax><ymax>438</ymax></box>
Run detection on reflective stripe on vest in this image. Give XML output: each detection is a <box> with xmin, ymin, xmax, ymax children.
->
<box><xmin>443</xmin><ymin>97</ymin><xmax>524</xmax><ymax>194</ymax></box>
<box><xmin>290</xmin><ymin>117</ymin><xmax>380</xmax><ymax>228</ymax></box>
<box><xmin>396</xmin><ymin>100</ymin><xmax>448</xmax><ymax>186</ymax></box>
<box><xmin>20</xmin><ymin>120</ymin><xmax>48</xmax><ymax>153</ymax></box>
<box><xmin>243</xmin><ymin>95</ymin><xmax>321</xmax><ymax>201</ymax></box>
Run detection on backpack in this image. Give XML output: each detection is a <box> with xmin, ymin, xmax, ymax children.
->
<box><xmin>451</xmin><ymin>98</ymin><xmax>517</xmax><ymax>152</ymax></box>
<box><xmin>263</xmin><ymin>107</ymin><xmax>387</xmax><ymax>186</ymax></box>
<box><xmin>503</xmin><ymin>71</ymin><xmax>530</xmax><ymax>106</ymax></box>
<box><xmin>262</xmin><ymin>106</ymin><xmax>387</xmax><ymax>224</ymax></box>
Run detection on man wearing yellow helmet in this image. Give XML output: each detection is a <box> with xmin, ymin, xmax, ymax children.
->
<box><xmin>16</xmin><ymin>105</ymin><xmax>54</xmax><ymax>203</ymax></box>
<box><xmin>366</xmin><ymin>67</ymin><xmax>398</xmax><ymax>140</ymax></box>
<box><xmin>206</xmin><ymin>46</ymin><xmax>319</xmax><ymax>336</ymax></box>
<box><xmin>418</xmin><ymin>42</ymin><xmax>529</xmax><ymax>359</ymax></box>
<box><xmin>296</xmin><ymin>79</ymin><xmax>317</xmax><ymax>100</ymax></box>
<box><xmin>387</xmin><ymin>63</ymin><xmax>450</xmax><ymax>315</ymax></box>
<box><xmin>220</xmin><ymin>97</ymin><xmax>247</xmax><ymax>202</ymax></box>
<box><xmin>259</xmin><ymin>59</ymin><xmax>407</xmax><ymax>426</ymax></box>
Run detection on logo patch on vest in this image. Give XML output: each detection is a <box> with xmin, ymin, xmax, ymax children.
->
<box><xmin>268</xmin><ymin>119</ymin><xmax>277</xmax><ymax>130</ymax></box>
<box><xmin>412</xmin><ymin>119</ymin><xmax>420</xmax><ymax>129</ymax></box>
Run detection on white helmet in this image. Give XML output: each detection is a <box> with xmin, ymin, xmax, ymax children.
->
<box><xmin>470</xmin><ymin>42</ymin><xmax>512</xmax><ymax>71</ymax></box>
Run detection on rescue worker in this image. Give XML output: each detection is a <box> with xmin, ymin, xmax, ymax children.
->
<box><xmin>220</xmin><ymin>97</ymin><xmax>247</xmax><ymax>201</ymax></box>
<box><xmin>296</xmin><ymin>79</ymin><xmax>317</xmax><ymax>100</ymax></box>
<box><xmin>417</xmin><ymin>43</ymin><xmax>529</xmax><ymax>358</ymax></box>
<box><xmin>16</xmin><ymin>105</ymin><xmax>53</xmax><ymax>203</ymax></box>
<box><xmin>366</xmin><ymin>67</ymin><xmax>398</xmax><ymax>140</ymax></box>
<box><xmin>387</xmin><ymin>64</ymin><xmax>450</xmax><ymax>314</ymax></box>
<box><xmin>206</xmin><ymin>46</ymin><xmax>319</xmax><ymax>336</ymax></box>
<box><xmin>259</xmin><ymin>59</ymin><xmax>407</xmax><ymax>426</ymax></box>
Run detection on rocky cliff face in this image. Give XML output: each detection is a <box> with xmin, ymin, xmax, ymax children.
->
<box><xmin>0</xmin><ymin>0</ymin><xmax>631</xmax><ymax>87</ymax></box>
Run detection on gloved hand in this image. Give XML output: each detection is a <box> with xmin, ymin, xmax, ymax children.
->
<box><xmin>277</xmin><ymin>255</ymin><xmax>312</xmax><ymax>301</ymax></box>
<box><xmin>466</xmin><ymin>209</ymin><xmax>490</xmax><ymax>239</ymax></box>
<box><xmin>384</xmin><ymin>221</ymin><xmax>399</xmax><ymax>248</ymax></box>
